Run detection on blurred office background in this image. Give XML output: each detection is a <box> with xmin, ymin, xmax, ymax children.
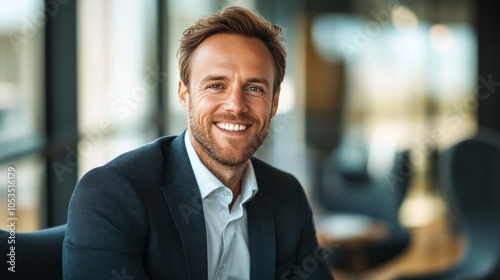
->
<box><xmin>1</xmin><ymin>0</ymin><xmax>500</xmax><ymax>279</ymax></box>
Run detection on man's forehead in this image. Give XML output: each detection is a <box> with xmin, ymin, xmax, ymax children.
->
<box><xmin>192</xmin><ymin>33</ymin><xmax>270</xmax><ymax>58</ymax></box>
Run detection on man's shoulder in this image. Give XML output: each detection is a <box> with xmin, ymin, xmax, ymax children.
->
<box><xmin>251</xmin><ymin>157</ymin><xmax>303</xmax><ymax>192</ymax></box>
<box><xmin>251</xmin><ymin>157</ymin><xmax>293</xmax><ymax>179</ymax></box>
<box><xmin>250</xmin><ymin>157</ymin><xmax>311</xmax><ymax>217</ymax></box>
<box><xmin>83</xmin><ymin>134</ymin><xmax>183</xmax><ymax>183</ymax></box>
<box><xmin>105</xmin><ymin>135</ymin><xmax>177</xmax><ymax>168</ymax></box>
<box><xmin>251</xmin><ymin>157</ymin><xmax>301</xmax><ymax>179</ymax></box>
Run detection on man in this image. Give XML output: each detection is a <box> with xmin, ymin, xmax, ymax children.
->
<box><xmin>63</xmin><ymin>6</ymin><xmax>333</xmax><ymax>280</ymax></box>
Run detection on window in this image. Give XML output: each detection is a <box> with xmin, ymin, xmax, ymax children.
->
<box><xmin>77</xmin><ymin>0</ymin><xmax>159</xmax><ymax>177</ymax></box>
<box><xmin>0</xmin><ymin>0</ymin><xmax>44</xmax><ymax>231</ymax></box>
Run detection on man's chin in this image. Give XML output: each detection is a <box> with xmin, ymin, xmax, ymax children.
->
<box><xmin>217</xmin><ymin>158</ymin><xmax>248</xmax><ymax>167</ymax></box>
<box><xmin>198</xmin><ymin>130</ymin><xmax>265</xmax><ymax>166</ymax></box>
<box><xmin>211</xmin><ymin>147</ymin><xmax>252</xmax><ymax>167</ymax></box>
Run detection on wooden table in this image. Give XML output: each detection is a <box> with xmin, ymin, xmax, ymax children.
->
<box><xmin>316</xmin><ymin>213</ymin><xmax>389</xmax><ymax>278</ymax></box>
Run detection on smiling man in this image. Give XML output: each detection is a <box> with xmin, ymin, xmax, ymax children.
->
<box><xmin>179</xmin><ymin>32</ymin><xmax>279</xmax><ymax>207</ymax></box>
<box><xmin>63</xmin><ymin>6</ymin><xmax>333</xmax><ymax>280</ymax></box>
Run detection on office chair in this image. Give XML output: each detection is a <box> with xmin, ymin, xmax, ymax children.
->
<box><xmin>0</xmin><ymin>224</ymin><xmax>66</xmax><ymax>280</ymax></box>
<box><xmin>359</xmin><ymin>149</ymin><xmax>412</xmax><ymax>268</ymax></box>
<box><xmin>397</xmin><ymin>129</ymin><xmax>500</xmax><ymax>280</ymax></box>
<box><xmin>319</xmin><ymin>149</ymin><xmax>412</xmax><ymax>269</ymax></box>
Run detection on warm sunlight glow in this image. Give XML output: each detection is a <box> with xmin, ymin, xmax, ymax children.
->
<box><xmin>430</xmin><ymin>23</ymin><xmax>455</xmax><ymax>51</ymax></box>
<box><xmin>392</xmin><ymin>6</ymin><xmax>419</xmax><ymax>31</ymax></box>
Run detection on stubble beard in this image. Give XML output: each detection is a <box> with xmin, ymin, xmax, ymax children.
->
<box><xmin>188</xmin><ymin>108</ymin><xmax>270</xmax><ymax>167</ymax></box>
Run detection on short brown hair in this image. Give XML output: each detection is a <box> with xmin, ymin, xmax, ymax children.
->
<box><xmin>178</xmin><ymin>6</ymin><xmax>286</xmax><ymax>95</ymax></box>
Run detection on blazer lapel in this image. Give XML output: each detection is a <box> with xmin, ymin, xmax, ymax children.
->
<box><xmin>160</xmin><ymin>132</ymin><xmax>208</xmax><ymax>280</ymax></box>
<box><xmin>247</xmin><ymin>158</ymin><xmax>276</xmax><ymax>280</ymax></box>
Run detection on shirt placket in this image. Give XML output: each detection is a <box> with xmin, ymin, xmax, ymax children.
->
<box><xmin>216</xmin><ymin>188</ymin><xmax>233</xmax><ymax>279</ymax></box>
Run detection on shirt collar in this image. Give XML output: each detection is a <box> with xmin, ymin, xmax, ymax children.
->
<box><xmin>184</xmin><ymin>131</ymin><xmax>258</xmax><ymax>201</ymax></box>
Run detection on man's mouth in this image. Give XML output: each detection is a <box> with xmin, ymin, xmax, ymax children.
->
<box><xmin>215</xmin><ymin>122</ymin><xmax>248</xmax><ymax>132</ymax></box>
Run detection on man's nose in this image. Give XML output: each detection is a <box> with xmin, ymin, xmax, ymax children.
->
<box><xmin>223</xmin><ymin>87</ymin><xmax>249</xmax><ymax>114</ymax></box>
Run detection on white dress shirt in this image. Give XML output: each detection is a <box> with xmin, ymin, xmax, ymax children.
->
<box><xmin>184</xmin><ymin>132</ymin><xmax>258</xmax><ymax>280</ymax></box>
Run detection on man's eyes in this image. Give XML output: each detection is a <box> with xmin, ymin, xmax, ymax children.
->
<box><xmin>205</xmin><ymin>84</ymin><xmax>265</xmax><ymax>93</ymax></box>
<box><xmin>207</xmin><ymin>84</ymin><xmax>223</xmax><ymax>89</ymax></box>
<box><xmin>247</xmin><ymin>86</ymin><xmax>263</xmax><ymax>92</ymax></box>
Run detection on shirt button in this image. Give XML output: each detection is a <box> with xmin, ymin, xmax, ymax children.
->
<box><xmin>223</xmin><ymin>190</ymin><xmax>231</xmax><ymax>197</ymax></box>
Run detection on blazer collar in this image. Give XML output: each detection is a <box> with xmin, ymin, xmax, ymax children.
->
<box><xmin>247</xmin><ymin>158</ymin><xmax>276</xmax><ymax>280</ymax></box>
<box><xmin>160</xmin><ymin>131</ymin><xmax>208</xmax><ymax>280</ymax></box>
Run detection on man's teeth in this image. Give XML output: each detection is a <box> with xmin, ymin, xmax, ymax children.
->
<box><xmin>216</xmin><ymin>122</ymin><xmax>247</xmax><ymax>131</ymax></box>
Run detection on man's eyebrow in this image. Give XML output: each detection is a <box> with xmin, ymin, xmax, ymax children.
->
<box><xmin>247</xmin><ymin>77</ymin><xmax>270</xmax><ymax>87</ymax></box>
<box><xmin>199</xmin><ymin>75</ymin><xmax>270</xmax><ymax>88</ymax></box>
<box><xmin>200</xmin><ymin>75</ymin><xmax>228</xmax><ymax>84</ymax></box>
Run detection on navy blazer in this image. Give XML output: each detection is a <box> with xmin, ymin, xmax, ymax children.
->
<box><xmin>63</xmin><ymin>132</ymin><xmax>333</xmax><ymax>279</ymax></box>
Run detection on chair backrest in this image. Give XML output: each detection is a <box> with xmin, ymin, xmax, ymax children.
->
<box><xmin>0</xmin><ymin>224</ymin><xmax>66</xmax><ymax>280</ymax></box>
<box><xmin>440</xmin><ymin>129</ymin><xmax>500</xmax><ymax>278</ymax></box>
<box><xmin>386</xmin><ymin>149</ymin><xmax>412</xmax><ymax>209</ymax></box>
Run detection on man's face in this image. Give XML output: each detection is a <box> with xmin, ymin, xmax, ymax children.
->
<box><xmin>178</xmin><ymin>33</ymin><xmax>280</xmax><ymax>167</ymax></box>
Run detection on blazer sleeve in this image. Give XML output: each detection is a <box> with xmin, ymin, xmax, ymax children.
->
<box><xmin>63</xmin><ymin>167</ymin><xmax>149</xmax><ymax>280</ymax></box>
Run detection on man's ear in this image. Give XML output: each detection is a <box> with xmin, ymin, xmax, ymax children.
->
<box><xmin>271</xmin><ymin>87</ymin><xmax>281</xmax><ymax>118</ymax></box>
<box><xmin>178</xmin><ymin>80</ymin><xmax>189</xmax><ymax>112</ymax></box>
